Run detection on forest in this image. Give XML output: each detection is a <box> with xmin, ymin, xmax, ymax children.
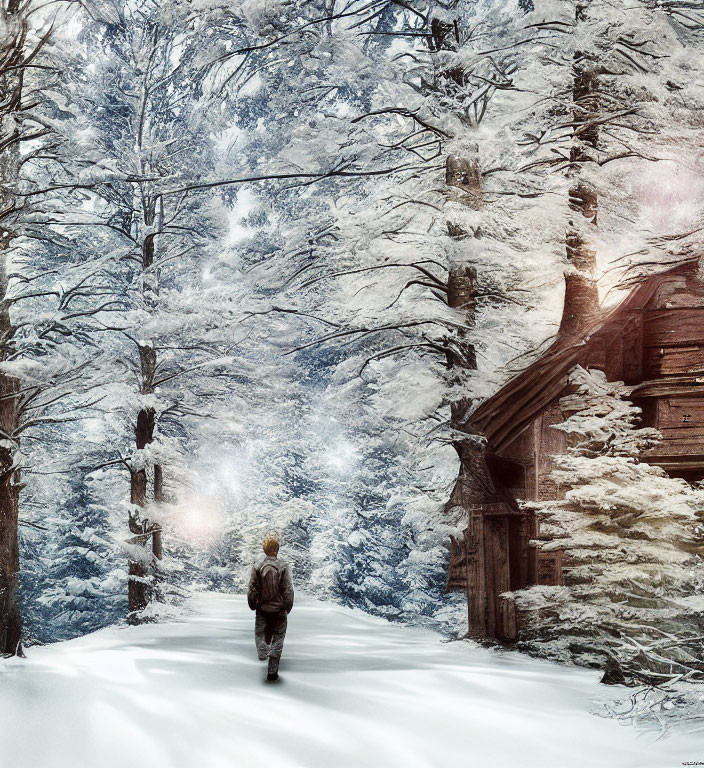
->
<box><xmin>2</xmin><ymin>0</ymin><xmax>704</xmax><ymax>760</ymax></box>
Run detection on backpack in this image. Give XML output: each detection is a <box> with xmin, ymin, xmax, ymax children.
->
<box><xmin>259</xmin><ymin>561</ymin><xmax>282</xmax><ymax>608</ymax></box>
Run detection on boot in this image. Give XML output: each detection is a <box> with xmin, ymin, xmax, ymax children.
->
<box><xmin>267</xmin><ymin>655</ymin><xmax>279</xmax><ymax>682</ymax></box>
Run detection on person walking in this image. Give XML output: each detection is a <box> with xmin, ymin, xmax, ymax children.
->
<box><xmin>247</xmin><ymin>533</ymin><xmax>294</xmax><ymax>682</ymax></box>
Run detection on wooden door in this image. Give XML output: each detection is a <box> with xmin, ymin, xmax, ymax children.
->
<box><xmin>484</xmin><ymin>516</ymin><xmax>511</xmax><ymax>639</ymax></box>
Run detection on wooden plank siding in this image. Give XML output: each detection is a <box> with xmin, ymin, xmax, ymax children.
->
<box><xmin>644</xmin><ymin>345</ymin><xmax>704</xmax><ymax>378</ymax></box>
<box><xmin>622</xmin><ymin>314</ymin><xmax>643</xmax><ymax>384</ymax></box>
<box><xmin>644</xmin><ymin>308</ymin><xmax>704</xmax><ymax>346</ymax></box>
<box><xmin>536</xmin><ymin>402</ymin><xmax>569</xmax><ymax>501</ymax></box>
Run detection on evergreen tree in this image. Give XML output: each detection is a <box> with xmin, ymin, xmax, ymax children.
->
<box><xmin>515</xmin><ymin>367</ymin><xmax>704</xmax><ymax>694</ymax></box>
<box><xmin>26</xmin><ymin>477</ymin><xmax>125</xmax><ymax>642</ymax></box>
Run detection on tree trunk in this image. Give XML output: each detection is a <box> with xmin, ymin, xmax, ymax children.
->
<box><xmin>0</xmin><ymin>0</ymin><xmax>25</xmax><ymax>656</ymax></box>
<box><xmin>444</xmin><ymin>154</ymin><xmax>499</xmax><ymax>638</ymax></box>
<box><xmin>127</xmin><ymin>343</ymin><xmax>157</xmax><ymax>620</ymax></box>
<box><xmin>0</xmin><ymin>364</ymin><xmax>21</xmax><ymax>655</ymax></box>
<box><xmin>429</xmin><ymin>17</ymin><xmax>507</xmax><ymax>638</ymax></box>
<box><xmin>427</xmin><ymin>22</ymin><xmax>483</xmax><ymax>434</ymax></box>
<box><xmin>152</xmin><ymin>463</ymin><xmax>163</xmax><ymax>560</ymax></box>
<box><xmin>444</xmin><ymin>153</ymin><xmax>481</xmax><ymax>426</ymax></box>
<box><xmin>443</xmin><ymin>156</ymin><xmax>485</xmax><ymax>505</ymax></box>
<box><xmin>127</xmin><ymin>195</ymin><xmax>164</xmax><ymax>620</ymax></box>
<box><xmin>559</xmin><ymin>2</ymin><xmax>600</xmax><ymax>337</ymax></box>
<box><xmin>127</xmin><ymin>469</ymin><xmax>150</xmax><ymax>619</ymax></box>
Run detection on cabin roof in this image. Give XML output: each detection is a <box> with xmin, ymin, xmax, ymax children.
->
<box><xmin>468</xmin><ymin>260</ymin><xmax>699</xmax><ymax>454</ymax></box>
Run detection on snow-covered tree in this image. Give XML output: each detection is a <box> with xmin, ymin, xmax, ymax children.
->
<box><xmin>23</xmin><ymin>473</ymin><xmax>125</xmax><ymax>642</ymax></box>
<box><xmin>515</xmin><ymin>366</ymin><xmax>704</xmax><ymax>705</ymax></box>
<box><xmin>11</xmin><ymin>0</ymin><xmax>254</xmax><ymax>624</ymax></box>
<box><xmin>0</xmin><ymin>0</ymin><xmax>87</xmax><ymax>655</ymax></box>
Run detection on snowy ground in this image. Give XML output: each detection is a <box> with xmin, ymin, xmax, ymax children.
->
<box><xmin>0</xmin><ymin>593</ymin><xmax>699</xmax><ymax>768</ymax></box>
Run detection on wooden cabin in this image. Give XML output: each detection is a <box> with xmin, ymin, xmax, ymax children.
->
<box><xmin>448</xmin><ymin>259</ymin><xmax>704</xmax><ymax>640</ymax></box>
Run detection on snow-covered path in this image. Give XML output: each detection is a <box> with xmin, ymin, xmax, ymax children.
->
<box><xmin>0</xmin><ymin>593</ymin><xmax>697</xmax><ymax>768</ymax></box>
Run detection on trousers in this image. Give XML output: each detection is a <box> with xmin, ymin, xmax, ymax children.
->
<box><xmin>254</xmin><ymin>609</ymin><xmax>287</xmax><ymax>673</ymax></box>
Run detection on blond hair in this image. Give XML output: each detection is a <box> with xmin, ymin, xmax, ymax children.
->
<box><xmin>262</xmin><ymin>534</ymin><xmax>280</xmax><ymax>556</ymax></box>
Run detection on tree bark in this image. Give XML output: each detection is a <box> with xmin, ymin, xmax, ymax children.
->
<box><xmin>127</xmin><ymin>343</ymin><xmax>158</xmax><ymax>619</ymax></box>
<box><xmin>127</xmin><ymin>194</ymin><xmax>164</xmax><ymax>620</ymax></box>
<box><xmin>0</xmin><ymin>0</ymin><xmax>26</xmax><ymax>656</ymax></box>
<box><xmin>443</xmin><ymin>160</ymin><xmax>502</xmax><ymax>639</ymax></box>
<box><xmin>152</xmin><ymin>463</ymin><xmax>163</xmax><ymax>561</ymax></box>
<box><xmin>559</xmin><ymin>2</ymin><xmax>600</xmax><ymax>337</ymax></box>
<box><xmin>0</xmin><ymin>338</ymin><xmax>21</xmax><ymax>655</ymax></box>
<box><xmin>443</xmin><ymin>153</ymin><xmax>498</xmax><ymax>561</ymax></box>
<box><xmin>443</xmin><ymin>154</ymin><xmax>485</xmax><ymax>497</ymax></box>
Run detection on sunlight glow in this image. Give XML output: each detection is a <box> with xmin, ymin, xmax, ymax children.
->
<box><xmin>174</xmin><ymin>493</ymin><xmax>224</xmax><ymax>544</ymax></box>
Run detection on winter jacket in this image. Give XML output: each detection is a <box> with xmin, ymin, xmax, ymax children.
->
<box><xmin>247</xmin><ymin>555</ymin><xmax>294</xmax><ymax>614</ymax></box>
